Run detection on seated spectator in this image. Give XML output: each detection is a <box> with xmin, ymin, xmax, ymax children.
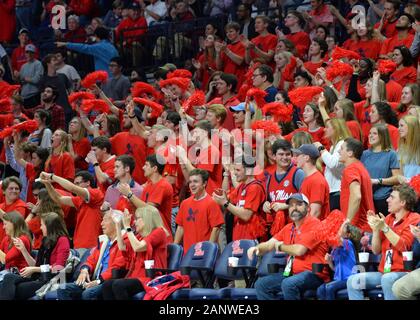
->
<box><xmin>250</xmin><ymin>193</ymin><xmax>329</xmax><ymax>300</ymax></box>
<box><xmin>380</xmin><ymin>13</ymin><xmax>415</xmax><ymax>59</ymax></box>
<box><xmin>103</xmin><ymin>0</ymin><xmax>123</xmax><ymax>29</ymax></box>
<box><xmin>56</xmin><ymin>211</ymin><xmax>126</xmax><ymax>300</ymax></box>
<box><xmin>347</xmin><ymin>26</ymin><xmax>383</xmax><ymax>61</ymax></box>
<box><xmin>0</xmin><ymin>212</ymin><xmax>70</xmax><ymax>300</ymax></box>
<box><xmin>174</xmin><ymin>169</ymin><xmax>224</xmax><ymax>253</ymax></box>
<box><xmin>293</xmin><ymin>70</ymin><xmax>312</xmax><ymax>88</ymax></box>
<box><xmin>346</xmin><ymin>185</ymin><xmax>420</xmax><ymax>300</ymax></box>
<box><xmin>251</xmin><ymin>64</ymin><xmax>278</xmax><ymax>103</ymax></box>
<box><xmin>0</xmin><ymin>212</ymin><xmax>32</xmax><ymax>273</ymax></box>
<box><xmin>63</xmin><ymin>15</ymin><xmax>87</xmax><ymax>43</ymax></box>
<box><xmin>396</xmin><ymin>83</ymin><xmax>419</xmax><ymax>118</ymax></box>
<box><xmin>391</xmin><ymin>46</ymin><xmax>417</xmax><ymax>87</ymax></box>
<box><xmin>398</xmin><ymin>115</ymin><xmax>420</xmax><ymax>181</ymax></box>
<box><xmin>303</xmin><ymin>38</ymin><xmax>328</xmax><ymax>77</ymax></box>
<box><xmin>11</xmin><ymin>29</ymin><xmax>39</xmax><ymax>78</ymax></box>
<box><xmin>139</xmin><ymin>0</ymin><xmax>167</xmax><ymax>26</ymax></box>
<box><xmin>102</xmin><ymin>205</ymin><xmax>170</xmax><ymax>300</ymax></box>
<box><xmin>273</xmin><ymin>51</ymin><xmax>296</xmax><ymax>91</ymax></box>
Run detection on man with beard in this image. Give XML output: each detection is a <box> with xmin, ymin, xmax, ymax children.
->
<box><xmin>23</xmin><ymin>85</ymin><xmax>65</xmax><ymax>131</ymax></box>
<box><xmin>248</xmin><ymin>193</ymin><xmax>329</xmax><ymax>300</ymax></box>
<box><xmin>109</xmin><ymin>108</ymin><xmax>147</xmax><ymax>184</ymax></box>
<box><xmin>379</xmin><ymin>13</ymin><xmax>415</xmax><ymax>59</ymax></box>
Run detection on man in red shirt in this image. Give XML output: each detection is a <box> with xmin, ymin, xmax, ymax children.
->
<box><xmin>176</xmin><ymin>120</ymin><xmax>222</xmax><ymax>196</ymax></box>
<box><xmin>339</xmin><ymin>138</ymin><xmax>374</xmax><ymax>232</ymax></box>
<box><xmin>379</xmin><ymin>13</ymin><xmax>415</xmax><ymax>59</ymax></box>
<box><xmin>244</xmin><ymin>15</ymin><xmax>277</xmax><ymax>65</ymax></box>
<box><xmin>303</xmin><ymin>39</ymin><xmax>329</xmax><ymax>77</ymax></box>
<box><xmin>11</xmin><ymin>28</ymin><xmax>39</xmax><ymax>77</ymax></box>
<box><xmin>278</xmin><ymin>10</ymin><xmax>310</xmax><ymax>59</ymax></box>
<box><xmin>87</xmin><ymin>136</ymin><xmax>116</xmax><ymax>194</ymax></box>
<box><xmin>116</xmin><ymin>154</ymin><xmax>174</xmax><ymax>238</ymax></box>
<box><xmin>347</xmin><ymin>184</ymin><xmax>420</xmax><ymax>300</ymax></box>
<box><xmin>292</xmin><ymin>144</ymin><xmax>330</xmax><ymax>220</ymax></box>
<box><xmin>249</xmin><ymin>193</ymin><xmax>329</xmax><ymax>300</ymax></box>
<box><xmin>110</xmin><ymin>110</ymin><xmax>147</xmax><ymax>184</ymax></box>
<box><xmin>174</xmin><ymin>169</ymin><xmax>224</xmax><ymax>253</ymax></box>
<box><xmin>375</xmin><ymin>0</ymin><xmax>400</xmax><ymax>38</ymax></box>
<box><xmin>216</xmin><ymin>22</ymin><xmax>247</xmax><ymax>87</ymax></box>
<box><xmin>41</xmin><ymin>171</ymin><xmax>104</xmax><ymax>255</ymax></box>
<box><xmin>213</xmin><ymin>157</ymin><xmax>266</xmax><ymax>241</ymax></box>
<box><xmin>115</xmin><ymin>2</ymin><xmax>147</xmax><ymax>44</ymax></box>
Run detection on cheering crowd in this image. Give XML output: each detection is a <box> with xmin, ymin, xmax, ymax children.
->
<box><xmin>0</xmin><ymin>0</ymin><xmax>419</xmax><ymax>301</ymax></box>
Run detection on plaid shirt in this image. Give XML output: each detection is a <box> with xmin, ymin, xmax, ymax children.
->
<box><xmin>23</xmin><ymin>103</ymin><xmax>66</xmax><ymax>131</ymax></box>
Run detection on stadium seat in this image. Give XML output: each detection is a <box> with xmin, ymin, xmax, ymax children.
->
<box><xmin>169</xmin><ymin>241</ymin><xmax>219</xmax><ymax>300</ymax></box>
<box><xmin>189</xmin><ymin>240</ymin><xmax>258</xmax><ymax>300</ymax></box>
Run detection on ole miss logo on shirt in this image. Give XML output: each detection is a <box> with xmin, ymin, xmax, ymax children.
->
<box><xmin>194</xmin><ymin>243</ymin><xmax>205</xmax><ymax>257</ymax></box>
<box><xmin>232</xmin><ymin>240</ymin><xmax>243</xmax><ymax>255</ymax></box>
<box><xmin>269</xmin><ymin>190</ymin><xmax>294</xmax><ymax>202</ymax></box>
<box><xmin>187</xmin><ymin>208</ymin><xmax>198</xmax><ymax>222</ymax></box>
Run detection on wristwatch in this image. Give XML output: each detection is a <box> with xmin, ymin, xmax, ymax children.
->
<box><xmin>126</xmin><ymin>227</ymin><xmax>133</xmax><ymax>233</ymax></box>
<box><xmin>318</xmin><ymin>145</ymin><xmax>325</xmax><ymax>152</ymax></box>
<box><xmin>127</xmin><ymin>192</ymin><xmax>134</xmax><ymax>199</ymax></box>
<box><xmin>223</xmin><ymin>200</ymin><xmax>230</xmax><ymax>208</ymax></box>
<box><xmin>382</xmin><ymin>225</ymin><xmax>390</xmax><ymax>233</ymax></box>
<box><xmin>93</xmin><ymin>163</ymin><xmax>100</xmax><ymax>167</ymax></box>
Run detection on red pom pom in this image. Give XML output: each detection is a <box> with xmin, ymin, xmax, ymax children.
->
<box><xmin>0</xmin><ymin>81</ymin><xmax>20</xmax><ymax>99</ymax></box>
<box><xmin>237</xmin><ymin>84</ymin><xmax>250</xmax><ymax>102</ymax></box>
<box><xmin>331</xmin><ymin>46</ymin><xmax>361</xmax><ymax>61</ymax></box>
<box><xmin>167</xmin><ymin>69</ymin><xmax>192</xmax><ymax>79</ymax></box>
<box><xmin>246</xmin><ymin>87</ymin><xmax>267</xmax><ymax>109</ymax></box>
<box><xmin>315</xmin><ymin>209</ymin><xmax>346</xmax><ymax>245</ymax></box>
<box><xmin>132</xmin><ymin>98</ymin><xmax>164</xmax><ymax>118</ymax></box>
<box><xmin>80</xmin><ymin>99</ymin><xmax>111</xmax><ymax>114</ymax></box>
<box><xmin>68</xmin><ymin>92</ymin><xmax>96</xmax><ymax>110</ymax></box>
<box><xmin>326</xmin><ymin>60</ymin><xmax>354</xmax><ymax>81</ymax></box>
<box><xmin>81</xmin><ymin>71</ymin><xmax>109</xmax><ymax>89</ymax></box>
<box><xmin>283</xmin><ymin>56</ymin><xmax>297</xmax><ymax>82</ymax></box>
<box><xmin>0</xmin><ymin>120</ymin><xmax>39</xmax><ymax>139</ymax></box>
<box><xmin>159</xmin><ymin>77</ymin><xmax>190</xmax><ymax>92</ymax></box>
<box><xmin>288</xmin><ymin>86</ymin><xmax>323</xmax><ymax>108</ymax></box>
<box><xmin>0</xmin><ymin>114</ymin><xmax>14</xmax><ymax>128</ymax></box>
<box><xmin>182</xmin><ymin>90</ymin><xmax>205</xmax><ymax>113</ymax></box>
<box><xmin>377</xmin><ymin>60</ymin><xmax>397</xmax><ymax>75</ymax></box>
<box><xmin>131</xmin><ymin>81</ymin><xmax>160</xmax><ymax>100</ymax></box>
<box><xmin>262</xmin><ymin>102</ymin><xmax>293</xmax><ymax>122</ymax></box>
<box><xmin>251</xmin><ymin>120</ymin><xmax>281</xmax><ymax>137</ymax></box>
<box><xmin>409</xmin><ymin>174</ymin><xmax>420</xmax><ymax>197</ymax></box>
<box><xmin>0</xmin><ymin>98</ymin><xmax>12</xmax><ymax>113</ymax></box>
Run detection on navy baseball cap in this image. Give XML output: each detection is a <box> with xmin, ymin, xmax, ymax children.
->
<box><xmin>286</xmin><ymin>193</ymin><xmax>309</xmax><ymax>205</ymax></box>
<box><xmin>291</xmin><ymin>144</ymin><xmax>320</xmax><ymax>159</ymax></box>
<box><xmin>229</xmin><ymin>102</ymin><xmax>255</xmax><ymax>114</ymax></box>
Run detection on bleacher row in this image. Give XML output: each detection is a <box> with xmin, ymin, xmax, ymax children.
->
<box><xmin>25</xmin><ymin>239</ymin><xmax>415</xmax><ymax>301</ymax></box>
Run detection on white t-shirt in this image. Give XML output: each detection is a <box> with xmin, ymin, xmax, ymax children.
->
<box><xmin>57</xmin><ymin>64</ymin><xmax>81</xmax><ymax>89</ymax></box>
<box><xmin>145</xmin><ymin>1</ymin><xmax>167</xmax><ymax>25</ymax></box>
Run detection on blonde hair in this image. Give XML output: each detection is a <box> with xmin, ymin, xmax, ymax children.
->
<box><xmin>399</xmin><ymin>115</ymin><xmax>420</xmax><ymax>166</ymax></box>
<box><xmin>275</xmin><ymin>51</ymin><xmax>292</xmax><ymax>66</ymax></box>
<box><xmin>326</xmin><ymin>118</ymin><xmax>352</xmax><ymax>147</ymax></box>
<box><xmin>291</xmin><ymin>131</ymin><xmax>313</xmax><ymax>148</ymax></box>
<box><xmin>71</xmin><ymin>117</ymin><xmax>87</xmax><ymax>142</ymax></box>
<box><xmin>136</xmin><ymin>205</ymin><xmax>170</xmax><ymax>238</ymax></box>
<box><xmin>53</xmin><ymin>129</ymin><xmax>70</xmax><ymax>154</ymax></box>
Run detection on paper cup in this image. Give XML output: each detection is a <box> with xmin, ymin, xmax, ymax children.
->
<box><xmin>144</xmin><ymin>260</ymin><xmax>155</xmax><ymax>269</ymax></box>
<box><xmin>228</xmin><ymin>257</ymin><xmax>239</xmax><ymax>267</ymax></box>
<box><xmin>402</xmin><ymin>251</ymin><xmax>413</xmax><ymax>261</ymax></box>
<box><xmin>358</xmin><ymin>252</ymin><xmax>369</xmax><ymax>263</ymax></box>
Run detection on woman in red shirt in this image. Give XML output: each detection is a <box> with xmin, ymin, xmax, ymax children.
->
<box><xmin>348</xmin><ymin>26</ymin><xmax>382</xmax><ymax>60</ymax></box>
<box><xmin>273</xmin><ymin>51</ymin><xmax>296</xmax><ymax>91</ymax></box>
<box><xmin>45</xmin><ymin>129</ymin><xmax>75</xmax><ymax>181</ymax></box>
<box><xmin>391</xmin><ymin>46</ymin><xmax>417</xmax><ymax>87</ymax></box>
<box><xmin>68</xmin><ymin>117</ymin><xmax>91</xmax><ymax>171</ymax></box>
<box><xmin>0</xmin><ymin>212</ymin><xmax>32</xmax><ymax>272</ymax></box>
<box><xmin>395</xmin><ymin>83</ymin><xmax>419</xmax><ymax>119</ymax></box>
<box><xmin>0</xmin><ymin>212</ymin><xmax>70</xmax><ymax>300</ymax></box>
<box><xmin>194</xmin><ymin>34</ymin><xmax>218</xmax><ymax>90</ymax></box>
<box><xmin>102</xmin><ymin>206</ymin><xmax>170</xmax><ymax>300</ymax></box>
<box><xmin>0</xmin><ymin>177</ymin><xmax>27</xmax><ymax>243</ymax></box>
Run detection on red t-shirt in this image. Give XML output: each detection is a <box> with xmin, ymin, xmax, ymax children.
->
<box><xmin>340</xmin><ymin>161</ymin><xmax>374</xmax><ymax>232</ymax></box>
<box><xmin>250</xmin><ymin>33</ymin><xmax>277</xmax><ymax>62</ymax></box>
<box><xmin>140</xmin><ymin>178</ymin><xmax>174</xmax><ymax>239</ymax></box>
<box><xmin>176</xmin><ymin>194</ymin><xmax>224</xmax><ymax>253</ymax></box>
<box><xmin>286</xmin><ymin>31</ymin><xmax>310</xmax><ymax>59</ymax></box>
<box><xmin>347</xmin><ymin>120</ymin><xmax>362</xmax><ymax>141</ymax></box>
<box><xmin>72</xmin><ymin>138</ymin><xmax>91</xmax><ymax>171</ymax></box>
<box><xmin>391</xmin><ymin>67</ymin><xmax>417</xmax><ymax>88</ymax></box>
<box><xmin>116</xmin><ymin>17</ymin><xmax>147</xmax><ymax>43</ymax></box>
<box><xmin>375</xmin><ymin>18</ymin><xmax>398</xmax><ymax>38</ymax></box>
<box><xmin>197</xmin><ymin>52</ymin><xmax>217</xmax><ymax>90</ymax></box>
<box><xmin>208</xmin><ymin>96</ymin><xmax>239</xmax><ymax>131</ymax></box>
<box><xmin>98</xmin><ymin>155</ymin><xmax>116</xmax><ymax>194</ymax></box>
<box><xmin>378</xmin><ymin>212</ymin><xmax>420</xmax><ymax>273</ymax></box>
<box><xmin>0</xmin><ymin>199</ymin><xmax>28</xmax><ymax>243</ymax></box>
<box><xmin>386</xmin><ymin>80</ymin><xmax>403</xmax><ymax>103</ymax></box>
<box><xmin>27</xmin><ymin>216</ymin><xmax>43</xmax><ymax>250</ymax></box>
<box><xmin>348</xmin><ymin>39</ymin><xmax>382</xmax><ymax>60</ymax></box>
<box><xmin>45</xmin><ymin>152</ymin><xmax>75</xmax><ymax>181</ymax></box>
<box><xmin>220</xmin><ymin>41</ymin><xmax>247</xmax><ymax>87</ymax></box>
<box><xmin>303</xmin><ymin>60</ymin><xmax>324</xmax><ymax>76</ymax></box>
<box><xmin>274</xmin><ymin>216</ymin><xmax>330</xmax><ymax>281</ymax></box>
<box><xmin>284</xmin><ymin>127</ymin><xmax>330</xmax><ymax>149</ymax></box>
<box><xmin>380</xmin><ymin>34</ymin><xmax>414</xmax><ymax>56</ymax></box>
<box><xmin>0</xmin><ymin>235</ymin><xmax>31</xmax><ymax>270</ymax></box>
<box><xmin>228</xmin><ymin>180</ymin><xmax>266</xmax><ymax>241</ymax></box>
<box><xmin>25</xmin><ymin>162</ymin><xmax>38</xmax><ymax>205</ymax></box>
<box><xmin>71</xmin><ymin>188</ymin><xmax>104</xmax><ymax>249</ymax></box>
<box><xmin>110</xmin><ymin>132</ymin><xmax>147</xmax><ymax>184</ymax></box>
<box><xmin>299</xmin><ymin>171</ymin><xmax>330</xmax><ymax>220</ymax></box>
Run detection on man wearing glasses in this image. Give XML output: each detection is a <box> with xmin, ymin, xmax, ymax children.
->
<box><xmin>102</xmin><ymin>57</ymin><xmax>131</xmax><ymax>108</ymax></box>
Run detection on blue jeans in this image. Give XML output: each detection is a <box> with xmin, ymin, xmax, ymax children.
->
<box><xmin>16</xmin><ymin>6</ymin><xmax>32</xmax><ymax>33</ymax></box>
<box><xmin>56</xmin><ymin>283</ymin><xmax>103</xmax><ymax>300</ymax></box>
<box><xmin>171</xmin><ymin>207</ymin><xmax>179</xmax><ymax>236</ymax></box>
<box><xmin>255</xmin><ymin>271</ymin><xmax>324</xmax><ymax>300</ymax></box>
<box><xmin>316</xmin><ymin>280</ymin><xmax>347</xmax><ymax>300</ymax></box>
<box><xmin>346</xmin><ymin>271</ymin><xmax>407</xmax><ymax>300</ymax></box>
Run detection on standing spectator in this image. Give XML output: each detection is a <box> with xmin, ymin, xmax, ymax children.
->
<box><xmin>277</xmin><ymin>10</ymin><xmax>310</xmax><ymax>59</ymax></box>
<box><xmin>237</xmin><ymin>3</ymin><xmax>257</xmax><ymax>40</ymax></box>
<box><xmin>11</xmin><ymin>29</ymin><xmax>39</xmax><ymax>77</ymax></box>
<box><xmin>139</xmin><ymin>0</ymin><xmax>167</xmax><ymax>26</ymax></box>
<box><xmin>346</xmin><ymin>185</ymin><xmax>420</xmax><ymax>300</ymax></box>
<box><xmin>338</xmin><ymin>138</ymin><xmax>374</xmax><ymax>233</ymax></box>
<box><xmin>57</xmin><ymin>27</ymin><xmax>119</xmax><ymax>76</ymax></box>
<box><xmin>38</xmin><ymin>54</ymin><xmax>72</xmax><ymax>124</ymax></box>
<box><xmin>0</xmin><ymin>212</ymin><xmax>70</xmax><ymax>300</ymax></box>
<box><xmin>204</xmin><ymin>0</ymin><xmax>232</xmax><ymax>16</ymax></box>
<box><xmin>347</xmin><ymin>26</ymin><xmax>382</xmax><ymax>61</ymax></box>
<box><xmin>15</xmin><ymin>0</ymin><xmax>32</xmax><ymax>32</ymax></box>
<box><xmin>18</xmin><ymin>44</ymin><xmax>44</xmax><ymax>108</ymax></box>
<box><xmin>55</xmin><ymin>48</ymin><xmax>81</xmax><ymax>91</ymax></box>
<box><xmin>67</xmin><ymin>117</ymin><xmax>91</xmax><ymax>171</ymax></box>
<box><xmin>293</xmin><ymin>144</ymin><xmax>330</xmax><ymax>219</ymax></box>
<box><xmin>174</xmin><ymin>169</ymin><xmax>224</xmax><ymax>253</ymax></box>
<box><xmin>102</xmin><ymin>57</ymin><xmax>131</xmax><ymax>108</ymax></box>
<box><xmin>0</xmin><ymin>0</ymin><xmax>16</xmax><ymax>43</ymax></box>
<box><xmin>103</xmin><ymin>1</ymin><xmax>123</xmax><ymax>29</ymax></box>
<box><xmin>192</xmin><ymin>34</ymin><xmax>217</xmax><ymax>90</ymax></box>
<box><xmin>398</xmin><ymin>115</ymin><xmax>420</xmax><ymax>181</ymax></box>
<box><xmin>390</xmin><ymin>46</ymin><xmax>417</xmax><ymax>87</ymax></box>
<box><xmin>361</xmin><ymin>124</ymin><xmax>400</xmax><ymax>215</ymax></box>
<box><xmin>24</xmin><ymin>85</ymin><xmax>66</xmax><ymax>132</ymax></box>
<box><xmin>68</xmin><ymin>0</ymin><xmax>95</xmax><ymax>26</ymax></box>
<box><xmin>303</xmin><ymin>0</ymin><xmax>334</xmax><ymax>38</ymax></box>
<box><xmin>252</xmin><ymin>64</ymin><xmax>277</xmax><ymax>102</ymax></box>
<box><xmin>27</xmin><ymin>109</ymin><xmax>53</xmax><ymax>149</ymax></box>
<box><xmin>303</xmin><ymin>38</ymin><xmax>328</xmax><ymax>76</ymax></box>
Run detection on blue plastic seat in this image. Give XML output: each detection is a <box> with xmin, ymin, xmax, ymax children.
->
<box><xmin>189</xmin><ymin>240</ymin><xmax>258</xmax><ymax>300</ymax></box>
